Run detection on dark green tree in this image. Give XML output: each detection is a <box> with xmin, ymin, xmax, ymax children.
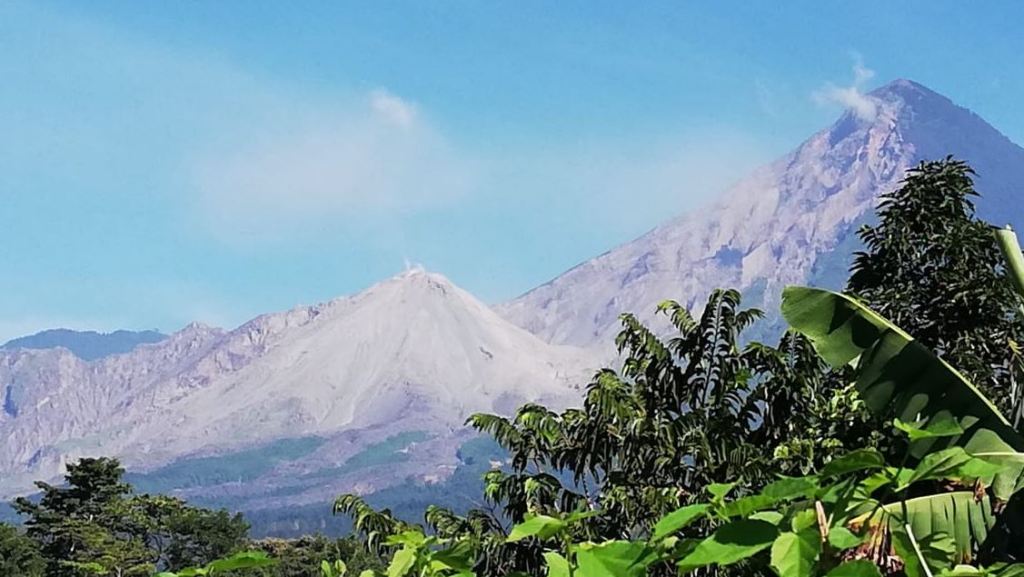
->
<box><xmin>13</xmin><ymin>457</ymin><xmax>249</xmax><ymax>576</ymax></box>
<box><xmin>848</xmin><ymin>157</ymin><xmax>1024</xmax><ymax>420</ymax></box>
<box><xmin>0</xmin><ymin>522</ymin><xmax>45</xmax><ymax>577</ymax></box>
<box><xmin>12</xmin><ymin>458</ymin><xmax>151</xmax><ymax>577</ymax></box>
<box><xmin>124</xmin><ymin>494</ymin><xmax>249</xmax><ymax>571</ymax></box>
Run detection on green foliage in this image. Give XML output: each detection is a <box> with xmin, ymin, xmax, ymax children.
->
<box><xmin>320</xmin><ymin>559</ymin><xmax>347</xmax><ymax>577</ymax></box>
<box><xmin>12</xmin><ymin>457</ymin><xmax>251</xmax><ymax>576</ymax></box>
<box><xmin>575</xmin><ymin>540</ymin><xmax>658</xmax><ymax>577</ymax></box>
<box><xmin>782</xmin><ymin>286</ymin><xmax>1024</xmax><ymax>502</ymax></box>
<box><xmin>13</xmin><ymin>458</ymin><xmax>153</xmax><ymax>577</ymax></box>
<box><xmin>494</xmin><ymin>403</ymin><xmax>1022</xmax><ymax>576</ymax></box>
<box><xmin>677</xmin><ymin>518</ymin><xmax>778</xmax><ymax>569</ymax></box>
<box><xmin>783</xmin><ymin>285</ymin><xmax>1024</xmax><ymax>563</ymax></box>
<box><xmin>0</xmin><ymin>522</ymin><xmax>45</xmax><ymax>576</ymax></box>
<box><xmin>129</xmin><ymin>494</ymin><xmax>250</xmax><ymax>570</ymax></box>
<box><xmin>847</xmin><ymin>157</ymin><xmax>1024</xmax><ymax>418</ymax></box>
<box><xmin>333</xmin><ymin>222</ymin><xmax>1024</xmax><ymax>577</ymax></box>
<box><xmin>154</xmin><ymin>550</ymin><xmax>276</xmax><ymax>576</ymax></box>
<box><xmin>650</xmin><ymin>504</ymin><xmax>709</xmax><ymax>541</ymax></box>
<box><xmin>995</xmin><ymin>228</ymin><xmax>1024</xmax><ymax>304</ymax></box>
<box><xmin>251</xmin><ymin>535</ymin><xmax>384</xmax><ymax>577</ymax></box>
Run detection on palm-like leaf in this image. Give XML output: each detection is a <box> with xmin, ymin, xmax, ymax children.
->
<box><xmin>782</xmin><ymin>286</ymin><xmax>1024</xmax><ymax>562</ymax></box>
<box><xmin>855</xmin><ymin>492</ymin><xmax>995</xmax><ymax>564</ymax></box>
<box><xmin>782</xmin><ymin>286</ymin><xmax>1024</xmax><ymax>501</ymax></box>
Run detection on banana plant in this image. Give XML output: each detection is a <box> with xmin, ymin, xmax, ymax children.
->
<box><xmin>516</xmin><ymin>437</ymin><xmax>1021</xmax><ymax>577</ymax></box>
<box><xmin>781</xmin><ymin>285</ymin><xmax>1024</xmax><ymax>561</ymax></box>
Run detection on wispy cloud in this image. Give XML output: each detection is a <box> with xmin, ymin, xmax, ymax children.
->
<box><xmin>812</xmin><ymin>54</ymin><xmax>879</xmax><ymax>121</ymax></box>
<box><xmin>192</xmin><ymin>89</ymin><xmax>476</xmax><ymax>244</ymax></box>
<box><xmin>369</xmin><ymin>89</ymin><xmax>418</xmax><ymax>128</ymax></box>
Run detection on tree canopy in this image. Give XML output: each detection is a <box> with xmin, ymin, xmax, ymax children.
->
<box><xmin>848</xmin><ymin>157</ymin><xmax>1024</xmax><ymax>420</ymax></box>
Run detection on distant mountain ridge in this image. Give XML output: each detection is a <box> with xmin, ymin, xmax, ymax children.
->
<box><xmin>0</xmin><ymin>269</ymin><xmax>596</xmax><ymax>511</ymax></box>
<box><xmin>498</xmin><ymin>79</ymin><xmax>1024</xmax><ymax>348</ymax></box>
<box><xmin>2</xmin><ymin>329</ymin><xmax>167</xmax><ymax>361</ymax></box>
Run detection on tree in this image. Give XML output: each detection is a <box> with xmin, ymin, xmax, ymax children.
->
<box><xmin>848</xmin><ymin>157</ymin><xmax>1024</xmax><ymax>420</ymax></box>
<box><xmin>0</xmin><ymin>522</ymin><xmax>45</xmax><ymax>577</ymax></box>
<box><xmin>13</xmin><ymin>457</ymin><xmax>150</xmax><ymax>577</ymax></box>
<box><xmin>13</xmin><ymin>457</ymin><xmax>249</xmax><ymax>576</ymax></box>
<box><xmin>53</xmin><ymin>518</ymin><xmax>154</xmax><ymax>577</ymax></box>
<box><xmin>124</xmin><ymin>494</ymin><xmax>249</xmax><ymax>571</ymax></box>
<box><xmin>782</xmin><ymin>285</ymin><xmax>1024</xmax><ymax>563</ymax></box>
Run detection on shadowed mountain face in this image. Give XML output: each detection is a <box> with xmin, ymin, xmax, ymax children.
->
<box><xmin>498</xmin><ymin>79</ymin><xmax>1024</xmax><ymax>349</ymax></box>
<box><xmin>2</xmin><ymin>329</ymin><xmax>167</xmax><ymax>361</ymax></box>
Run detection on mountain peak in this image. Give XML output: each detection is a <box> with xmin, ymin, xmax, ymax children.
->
<box><xmin>0</xmin><ymin>261</ymin><xmax>597</xmax><ymax>497</ymax></box>
<box><xmin>392</xmin><ymin>265</ymin><xmax>451</xmax><ymax>286</ymax></box>
<box><xmin>870</xmin><ymin>78</ymin><xmax>944</xmax><ymax>101</ymax></box>
<box><xmin>171</xmin><ymin>321</ymin><xmax>224</xmax><ymax>341</ymax></box>
<box><xmin>181</xmin><ymin>321</ymin><xmax>218</xmax><ymax>333</ymax></box>
<box><xmin>356</xmin><ymin>266</ymin><xmax>462</xmax><ymax>303</ymax></box>
<box><xmin>501</xmin><ymin>77</ymin><xmax>1024</xmax><ymax>348</ymax></box>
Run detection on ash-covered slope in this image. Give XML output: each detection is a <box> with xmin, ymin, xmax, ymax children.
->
<box><xmin>499</xmin><ymin>80</ymin><xmax>1024</xmax><ymax>348</ymax></box>
<box><xmin>0</xmin><ymin>269</ymin><xmax>595</xmax><ymax>497</ymax></box>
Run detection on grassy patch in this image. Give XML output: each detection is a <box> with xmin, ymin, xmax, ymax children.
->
<box><xmin>303</xmin><ymin>431</ymin><xmax>432</xmax><ymax>480</ymax></box>
<box><xmin>126</xmin><ymin>436</ymin><xmax>326</xmax><ymax>494</ymax></box>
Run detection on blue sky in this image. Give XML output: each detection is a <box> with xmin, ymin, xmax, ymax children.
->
<box><xmin>2</xmin><ymin>1</ymin><xmax>1022</xmax><ymax>340</ymax></box>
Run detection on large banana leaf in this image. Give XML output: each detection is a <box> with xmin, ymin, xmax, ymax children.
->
<box><xmin>781</xmin><ymin>286</ymin><xmax>1024</xmax><ymax>502</ymax></box>
<box><xmin>856</xmin><ymin>492</ymin><xmax>995</xmax><ymax>564</ymax></box>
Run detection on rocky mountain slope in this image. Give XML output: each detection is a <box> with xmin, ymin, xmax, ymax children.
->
<box><xmin>499</xmin><ymin>80</ymin><xmax>1024</xmax><ymax>348</ymax></box>
<box><xmin>0</xmin><ymin>269</ymin><xmax>596</xmax><ymax>499</ymax></box>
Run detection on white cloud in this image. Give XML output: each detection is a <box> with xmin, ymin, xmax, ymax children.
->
<box><xmin>369</xmin><ymin>89</ymin><xmax>418</xmax><ymax>128</ymax></box>
<box><xmin>192</xmin><ymin>89</ymin><xmax>476</xmax><ymax>244</ymax></box>
<box><xmin>812</xmin><ymin>54</ymin><xmax>879</xmax><ymax>121</ymax></box>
